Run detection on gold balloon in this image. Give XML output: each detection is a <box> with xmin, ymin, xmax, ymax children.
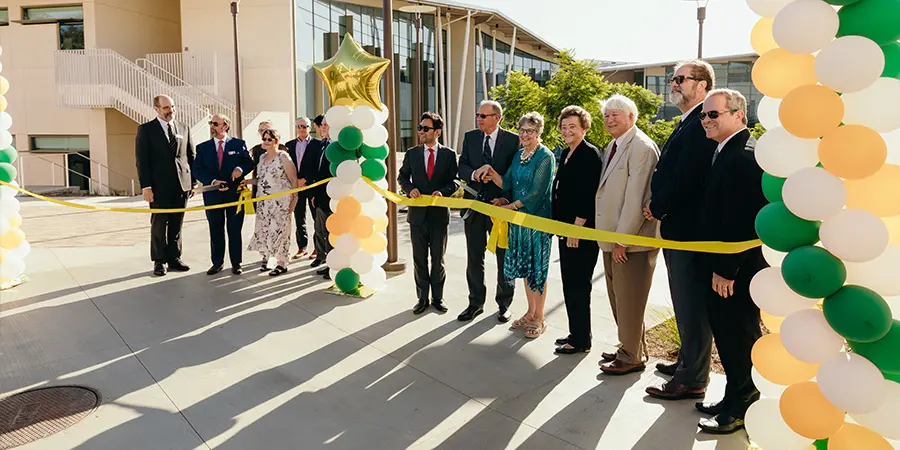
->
<box><xmin>373</xmin><ymin>215</ymin><xmax>388</xmax><ymax>233</ymax></box>
<box><xmin>6</xmin><ymin>214</ymin><xmax>21</xmax><ymax>229</ymax></box>
<box><xmin>0</xmin><ymin>95</ymin><xmax>6</xmax><ymax>112</ymax></box>
<box><xmin>751</xmin><ymin>334</ymin><xmax>819</xmax><ymax>385</ymax></box>
<box><xmin>819</xmin><ymin>124</ymin><xmax>887</xmax><ymax>180</ymax></box>
<box><xmin>780</xmin><ymin>382</ymin><xmax>845</xmax><ymax>440</ymax></box>
<box><xmin>328</xmin><ymin>232</ymin><xmax>338</xmax><ymax>248</ymax></box>
<box><xmin>828</xmin><ymin>424</ymin><xmax>892</xmax><ymax>450</ymax></box>
<box><xmin>885</xmin><ymin>215</ymin><xmax>900</xmax><ymax>245</ymax></box>
<box><xmin>359</xmin><ymin>232</ymin><xmax>387</xmax><ymax>254</ymax></box>
<box><xmin>845</xmin><ymin>164</ymin><xmax>900</xmax><ymax>216</ymax></box>
<box><xmin>779</xmin><ymin>85</ymin><xmax>844</xmax><ymax>139</ymax></box>
<box><xmin>752</xmin><ymin>49</ymin><xmax>817</xmax><ymax>98</ymax></box>
<box><xmin>0</xmin><ymin>248</ymin><xmax>5</xmax><ymax>265</ymax></box>
<box><xmin>761</xmin><ymin>310</ymin><xmax>785</xmax><ymax>333</ymax></box>
<box><xmin>312</xmin><ymin>33</ymin><xmax>390</xmax><ymax>110</ymax></box>
<box><xmin>751</xmin><ymin>18</ymin><xmax>779</xmax><ymax>55</ymax></box>
<box><xmin>0</xmin><ymin>76</ymin><xmax>9</xmax><ymax>96</ymax></box>
<box><xmin>0</xmin><ymin>228</ymin><xmax>25</xmax><ymax>249</ymax></box>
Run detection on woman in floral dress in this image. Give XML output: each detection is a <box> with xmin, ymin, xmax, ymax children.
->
<box><xmin>243</xmin><ymin>129</ymin><xmax>298</xmax><ymax>276</ymax></box>
<box><xmin>485</xmin><ymin>112</ymin><xmax>555</xmax><ymax>339</ymax></box>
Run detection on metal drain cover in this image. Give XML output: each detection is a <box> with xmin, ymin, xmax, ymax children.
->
<box><xmin>0</xmin><ymin>386</ymin><xmax>100</xmax><ymax>449</ymax></box>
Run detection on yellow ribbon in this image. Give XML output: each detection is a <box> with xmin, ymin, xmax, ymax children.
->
<box><xmin>486</xmin><ymin>217</ymin><xmax>508</xmax><ymax>254</ymax></box>
<box><xmin>236</xmin><ymin>186</ymin><xmax>255</xmax><ymax>215</ymax></box>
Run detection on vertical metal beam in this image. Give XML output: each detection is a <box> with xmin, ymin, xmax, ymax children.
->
<box><xmin>491</xmin><ymin>29</ymin><xmax>497</xmax><ymax>92</ymax></box>
<box><xmin>436</xmin><ymin>11</ymin><xmax>446</xmax><ymax>144</ymax></box>
<box><xmin>453</xmin><ymin>12</ymin><xmax>472</xmax><ymax>152</ymax></box>
<box><xmin>382</xmin><ymin>0</ymin><xmax>405</xmax><ymax>272</ymax></box>
<box><xmin>444</xmin><ymin>12</ymin><xmax>452</xmax><ymax>149</ymax></box>
<box><xmin>413</xmin><ymin>14</ymin><xmax>422</xmax><ymax>128</ymax></box>
<box><xmin>506</xmin><ymin>26</ymin><xmax>517</xmax><ymax>86</ymax></box>
<box><xmin>230</xmin><ymin>1</ymin><xmax>244</xmax><ymax>138</ymax></box>
<box><xmin>478</xmin><ymin>25</ymin><xmax>488</xmax><ymax>100</ymax></box>
<box><xmin>697</xmin><ymin>6</ymin><xmax>706</xmax><ymax>59</ymax></box>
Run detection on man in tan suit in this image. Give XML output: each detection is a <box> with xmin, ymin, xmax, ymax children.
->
<box><xmin>595</xmin><ymin>94</ymin><xmax>661</xmax><ymax>375</ymax></box>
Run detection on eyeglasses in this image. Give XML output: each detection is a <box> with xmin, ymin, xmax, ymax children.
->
<box><xmin>208</xmin><ymin>121</ymin><xmax>221</xmax><ymax>127</ymax></box>
<box><xmin>417</xmin><ymin>125</ymin><xmax>440</xmax><ymax>132</ymax></box>
<box><xmin>476</xmin><ymin>113</ymin><xmax>499</xmax><ymax>119</ymax></box>
<box><xmin>519</xmin><ymin>128</ymin><xmax>539</xmax><ymax>135</ymax></box>
<box><xmin>262</xmin><ymin>138</ymin><xmax>277</xmax><ymax>142</ymax></box>
<box><xmin>699</xmin><ymin>109</ymin><xmax>738</xmax><ymax>120</ymax></box>
<box><xmin>297</xmin><ymin>125</ymin><xmax>309</xmax><ymax>129</ymax></box>
<box><xmin>668</xmin><ymin>75</ymin><xmax>700</xmax><ymax>85</ymax></box>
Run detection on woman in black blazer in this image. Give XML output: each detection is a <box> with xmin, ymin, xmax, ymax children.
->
<box><xmin>552</xmin><ymin>106</ymin><xmax>604</xmax><ymax>355</ymax></box>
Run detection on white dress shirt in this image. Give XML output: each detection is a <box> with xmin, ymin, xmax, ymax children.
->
<box><xmin>683</xmin><ymin>102</ymin><xmax>702</xmax><ymax>119</ymax></box>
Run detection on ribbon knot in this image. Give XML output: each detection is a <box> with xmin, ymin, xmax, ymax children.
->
<box><xmin>487</xmin><ymin>216</ymin><xmax>508</xmax><ymax>254</ymax></box>
<box><xmin>236</xmin><ymin>186</ymin><xmax>255</xmax><ymax>215</ymax></box>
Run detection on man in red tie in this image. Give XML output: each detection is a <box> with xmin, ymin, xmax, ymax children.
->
<box><xmin>192</xmin><ymin>114</ymin><xmax>254</xmax><ymax>275</ymax></box>
<box><xmin>398</xmin><ymin>112</ymin><xmax>459</xmax><ymax>314</ymax></box>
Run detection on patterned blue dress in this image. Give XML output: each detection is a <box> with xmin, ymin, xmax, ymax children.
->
<box><xmin>502</xmin><ymin>145</ymin><xmax>555</xmax><ymax>293</ymax></box>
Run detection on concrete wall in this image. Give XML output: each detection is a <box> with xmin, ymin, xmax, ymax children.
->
<box><xmin>446</xmin><ymin>18</ymin><xmax>477</xmax><ymax>151</ymax></box>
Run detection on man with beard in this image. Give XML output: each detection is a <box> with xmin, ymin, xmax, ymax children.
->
<box><xmin>643</xmin><ymin>60</ymin><xmax>720</xmax><ymax>401</ymax></box>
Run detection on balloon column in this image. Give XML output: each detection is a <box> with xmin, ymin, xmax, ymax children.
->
<box><xmin>312</xmin><ymin>34</ymin><xmax>391</xmax><ymax>295</ymax></box>
<box><xmin>0</xmin><ymin>44</ymin><xmax>30</xmax><ymax>290</ymax></box>
<box><xmin>746</xmin><ymin>0</ymin><xmax>900</xmax><ymax>449</ymax></box>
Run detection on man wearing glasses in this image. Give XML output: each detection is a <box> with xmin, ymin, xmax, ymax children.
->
<box><xmin>457</xmin><ymin>100</ymin><xmax>520</xmax><ymax>322</ymax></box>
<box><xmin>192</xmin><ymin>113</ymin><xmax>254</xmax><ymax>275</ymax></box>
<box><xmin>643</xmin><ymin>60</ymin><xmax>720</xmax><ymax>401</ymax></box>
<box><xmin>285</xmin><ymin>117</ymin><xmax>316</xmax><ymax>259</ymax></box>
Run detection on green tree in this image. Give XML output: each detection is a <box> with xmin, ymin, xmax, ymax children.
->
<box><xmin>490</xmin><ymin>71</ymin><xmax>546</xmax><ymax>134</ymax></box>
<box><xmin>645</xmin><ymin>117</ymin><xmax>681</xmax><ymax>147</ymax></box>
<box><xmin>750</xmin><ymin>122</ymin><xmax>767</xmax><ymax>139</ymax></box>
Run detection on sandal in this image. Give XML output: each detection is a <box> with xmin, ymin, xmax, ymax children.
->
<box><xmin>510</xmin><ymin>315</ymin><xmax>534</xmax><ymax>330</ymax></box>
<box><xmin>260</xmin><ymin>259</ymin><xmax>269</xmax><ymax>272</ymax></box>
<box><xmin>269</xmin><ymin>265</ymin><xmax>288</xmax><ymax>276</ymax></box>
<box><xmin>525</xmin><ymin>321</ymin><xmax>547</xmax><ymax>340</ymax></box>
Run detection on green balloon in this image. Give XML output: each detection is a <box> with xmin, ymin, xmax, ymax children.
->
<box><xmin>330</xmin><ymin>161</ymin><xmax>340</xmax><ymax>177</ymax></box>
<box><xmin>0</xmin><ymin>162</ymin><xmax>17</xmax><ymax>184</ymax></box>
<box><xmin>813</xmin><ymin>439</ymin><xmax>829</xmax><ymax>450</ymax></box>
<box><xmin>823</xmin><ymin>285</ymin><xmax>893</xmax><ymax>342</ymax></box>
<box><xmin>849</xmin><ymin>320</ymin><xmax>900</xmax><ymax>374</ymax></box>
<box><xmin>761</xmin><ymin>173</ymin><xmax>785</xmax><ymax>203</ymax></box>
<box><xmin>360</xmin><ymin>144</ymin><xmax>389</xmax><ymax>160</ymax></box>
<box><xmin>360</xmin><ymin>158</ymin><xmax>387</xmax><ymax>181</ymax></box>
<box><xmin>338</xmin><ymin>126</ymin><xmax>364</xmax><ymax>151</ymax></box>
<box><xmin>335</xmin><ymin>268</ymin><xmax>360</xmax><ymax>293</ymax></box>
<box><xmin>781</xmin><ymin>246</ymin><xmax>846</xmax><ymax>299</ymax></box>
<box><xmin>0</xmin><ymin>146</ymin><xmax>17</xmax><ymax>164</ymax></box>
<box><xmin>824</xmin><ymin>0</ymin><xmax>859</xmax><ymax>4</ymax></box>
<box><xmin>883</xmin><ymin>41</ymin><xmax>900</xmax><ymax>79</ymax></box>
<box><xmin>885</xmin><ymin>371</ymin><xmax>900</xmax><ymax>383</ymax></box>
<box><xmin>837</xmin><ymin>0</ymin><xmax>900</xmax><ymax>46</ymax></box>
<box><xmin>755</xmin><ymin>202</ymin><xmax>821</xmax><ymax>252</ymax></box>
<box><xmin>325</xmin><ymin>141</ymin><xmax>357</xmax><ymax>164</ymax></box>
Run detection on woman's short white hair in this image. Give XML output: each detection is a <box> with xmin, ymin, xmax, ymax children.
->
<box><xmin>600</xmin><ymin>94</ymin><xmax>639</xmax><ymax>121</ymax></box>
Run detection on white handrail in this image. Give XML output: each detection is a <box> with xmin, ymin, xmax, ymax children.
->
<box><xmin>146</xmin><ymin>51</ymin><xmax>218</xmax><ymax>95</ymax></box>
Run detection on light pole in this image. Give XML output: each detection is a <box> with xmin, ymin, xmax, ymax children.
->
<box><xmin>231</xmin><ymin>1</ymin><xmax>243</xmax><ymax>138</ymax></box>
<box><xmin>688</xmin><ymin>0</ymin><xmax>711</xmax><ymax>59</ymax></box>
<box><xmin>381</xmin><ymin>0</ymin><xmax>406</xmax><ymax>272</ymax></box>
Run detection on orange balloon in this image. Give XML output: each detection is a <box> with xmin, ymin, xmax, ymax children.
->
<box><xmin>7</xmin><ymin>214</ymin><xmax>21</xmax><ymax>229</ymax></box>
<box><xmin>326</xmin><ymin>214</ymin><xmax>351</xmax><ymax>235</ymax></box>
<box><xmin>350</xmin><ymin>216</ymin><xmax>375</xmax><ymax>239</ymax></box>
<box><xmin>752</xmin><ymin>49</ymin><xmax>818</xmax><ymax>98</ymax></box>
<box><xmin>751</xmin><ymin>334</ymin><xmax>819</xmax><ymax>385</ymax></box>
<box><xmin>819</xmin><ymin>125</ymin><xmax>887</xmax><ymax>180</ymax></box>
<box><xmin>328</xmin><ymin>232</ymin><xmax>338</xmax><ymax>248</ymax></box>
<box><xmin>359</xmin><ymin>232</ymin><xmax>387</xmax><ymax>254</ymax></box>
<box><xmin>828</xmin><ymin>423</ymin><xmax>892</xmax><ymax>450</ymax></box>
<box><xmin>751</xmin><ymin>18</ymin><xmax>779</xmax><ymax>56</ymax></box>
<box><xmin>761</xmin><ymin>310</ymin><xmax>785</xmax><ymax>333</ymax></box>
<box><xmin>884</xmin><ymin>215</ymin><xmax>900</xmax><ymax>245</ymax></box>
<box><xmin>373</xmin><ymin>215</ymin><xmax>388</xmax><ymax>233</ymax></box>
<box><xmin>780</xmin><ymin>382</ymin><xmax>845</xmax><ymax>440</ymax></box>
<box><xmin>0</xmin><ymin>228</ymin><xmax>25</xmax><ymax>250</ymax></box>
<box><xmin>845</xmin><ymin>164</ymin><xmax>900</xmax><ymax>216</ymax></box>
<box><xmin>336</xmin><ymin>197</ymin><xmax>362</xmax><ymax>219</ymax></box>
<box><xmin>779</xmin><ymin>85</ymin><xmax>844</xmax><ymax>139</ymax></box>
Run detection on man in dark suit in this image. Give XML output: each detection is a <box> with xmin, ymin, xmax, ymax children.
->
<box><xmin>308</xmin><ymin>114</ymin><xmax>333</xmax><ymax>280</ymax></box>
<box><xmin>286</xmin><ymin>116</ymin><xmax>316</xmax><ymax>259</ymax></box>
<box><xmin>192</xmin><ymin>113</ymin><xmax>254</xmax><ymax>275</ymax></box>
<box><xmin>643</xmin><ymin>61</ymin><xmax>720</xmax><ymax>400</ymax></box>
<box><xmin>457</xmin><ymin>100</ymin><xmax>519</xmax><ymax>322</ymax></box>
<box><xmin>398</xmin><ymin>112</ymin><xmax>459</xmax><ymax>315</ymax></box>
<box><xmin>693</xmin><ymin>89</ymin><xmax>767</xmax><ymax>434</ymax></box>
<box><xmin>136</xmin><ymin>94</ymin><xmax>196</xmax><ymax>276</ymax></box>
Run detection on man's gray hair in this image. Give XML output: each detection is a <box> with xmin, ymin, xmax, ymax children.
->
<box><xmin>296</xmin><ymin>116</ymin><xmax>310</xmax><ymax>125</ymax></box>
<box><xmin>480</xmin><ymin>99</ymin><xmax>503</xmax><ymax>117</ymax></box>
<box><xmin>518</xmin><ymin>112</ymin><xmax>545</xmax><ymax>137</ymax></box>
<box><xmin>600</xmin><ymin>94</ymin><xmax>639</xmax><ymax>121</ymax></box>
<box><xmin>707</xmin><ymin>88</ymin><xmax>748</xmax><ymax>125</ymax></box>
<box><xmin>215</xmin><ymin>113</ymin><xmax>232</xmax><ymax>128</ymax></box>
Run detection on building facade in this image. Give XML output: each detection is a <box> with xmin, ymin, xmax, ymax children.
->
<box><xmin>0</xmin><ymin>0</ymin><xmax>558</xmax><ymax>193</ymax></box>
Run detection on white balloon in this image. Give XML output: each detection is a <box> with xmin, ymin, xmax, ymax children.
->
<box><xmin>374</xmin><ymin>178</ymin><xmax>389</xmax><ymax>191</ymax></box>
<box><xmin>329</xmin><ymin>199</ymin><xmax>339</xmax><ymax>212</ymax></box>
<box><xmin>745</xmin><ymin>398</ymin><xmax>814</xmax><ymax>450</ymax></box>
<box><xmin>350</xmin><ymin>251</ymin><xmax>374</xmax><ymax>274</ymax></box>
<box><xmin>373</xmin><ymin>103</ymin><xmax>390</xmax><ymax>124</ymax></box>
<box><xmin>0</xmin><ymin>216</ymin><xmax>8</xmax><ymax>236</ymax></box>
<box><xmin>818</xmin><ymin>352</ymin><xmax>886</xmax><ymax>414</ymax></box>
<box><xmin>0</xmin><ymin>130</ymin><xmax>11</xmax><ymax>149</ymax></box>
<box><xmin>362</xmin><ymin>198</ymin><xmax>388</xmax><ymax>217</ymax></box>
<box><xmin>0</xmin><ymin>112</ymin><xmax>12</xmax><ymax>131</ymax></box>
<box><xmin>335</xmin><ymin>233</ymin><xmax>360</xmax><ymax>255</ymax></box>
<box><xmin>7</xmin><ymin>240</ymin><xmax>30</xmax><ymax>260</ymax></box>
<box><xmin>757</xmin><ymin>96</ymin><xmax>782</xmax><ymax>130</ymax></box>
<box><xmin>0</xmin><ymin>255</ymin><xmax>24</xmax><ymax>279</ymax></box>
<box><xmin>846</xmin><ymin>245</ymin><xmax>900</xmax><ymax>297</ymax></box>
<box><xmin>0</xmin><ymin>180</ymin><xmax>20</xmax><ymax>199</ymax></box>
<box><xmin>842</xmin><ymin>77</ymin><xmax>900</xmax><ymax>133</ymax></box>
<box><xmin>747</xmin><ymin>0</ymin><xmax>794</xmax><ymax>17</ymax></box>
<box><xmin>362</xmin><ymin>124</ymin><xmax>389</xmax><ymax>148</ymax></box>
<box><xmin>0</xmin><ymin>196</ymin><xmax>20</xmax><ymax>218</ymax></box>
<box><xmin>782</xmin><ymin>167</ymin><xmax>847</xmax><ymax>221</ymax></box>
<box><xmin>325</xmin><ymin>105</ymin><xmax>353</xmax><ymax>131</ymax></box>
<box><xmin>350</xmin><ymin>107</ymin><xmax>377</xmax><ymax>130</ymax></box>
<box><xmin>816</xmin><ymin>36</ymin><xmax>885</xmax><ymax>93</ymax></box>
<box><xmin>325</xmin><ymin>249</ymin><xmax>350</xmax><ymax>270</ymax></box>
<box><xmin>359</xmin><ymin>266</ymin><xmax>386</xmax><ymax>290</ymax></box>
<box><xmin>851</xmin><ymin>380</ymin><xmax>900</xmax><ymax>440</ymax></box>
<box><xmin>755</xmin><ymin>127</ymin><xmax>820</xmax><ymax>178</ymax></box>
<box><xmin>352</xmin><ymin>180</ymin><xmax>376</xmax><ymax>203</ymax></box>
<box><xmin>336</xmin><ymin>160</ymin><xmax>362</xmax><ymax>184</ymax></box>
<box><xmin>751</xmin><ymin>366</ymin><xmax>788</xmax><ymax>398</ymax></box>
<box><xmin>781</xmin><ymin>309</ymin><xmax>844</xmax><ymax>363</ymax></box>
<box><xmin>820</xmin><ymin>208</ymin><xmax>889</xmax><ymax>262</ymax></box>
<box><xmin>885</xmin><ymin>128</ymin><xmax>900</xmax><ymax>165</ymax></box>
<box><xmin>750</xmin><ymin>267</ymin><xmax>820</xmax><ymax>316</ymax></box>
<box><xmin>762</xmin><ymin>245</ymin><xmax>787</xmax><ymax>267</ymax></box>
<box><xmin>372</xmin><ymin>250</ymin><xmax>388</xmax><ymax>267</ymax></box>
<box><xmin>772</xmin><ymin>0</ymin><xmax>839</xmax><ymax>54</ymax></box>
<box><xmin>326</xmin><ymin>179</ymin><xmax>353</xmax><ymax>200</ymax></box>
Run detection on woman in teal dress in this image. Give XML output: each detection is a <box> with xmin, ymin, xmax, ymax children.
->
<box><xmin>485</xmin><ymin>112</ymin><xmax>555</xmax><ymax>339</ymax></box>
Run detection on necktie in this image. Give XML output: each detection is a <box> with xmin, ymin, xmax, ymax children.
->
<box><xmin>711</xmin><ymin>148</ymin><xmax>721</xmax><ymax>166</ymax></box>
<box><xmin>167</xmin><ymin>123</ymin><xmax>177</xmax><ymax>151</ymax></box>
<box><xmin>482</xmin><ymin>135</ymin><xmax>492</xmax><ymax>165</ymax></box>
<box><xmin>217</xmin><ymin>140</ymin><xmax>224</xmax><ymax>169</ymax></box>
<box><xmin>607</xmin><ymin>141</ymin><xmax>618</xmax><ymax>166</ymax></box>
<box><xmin>426</xmin><ymin>148</ymin><xmax>435</xmax><ymax>180</ymax></box>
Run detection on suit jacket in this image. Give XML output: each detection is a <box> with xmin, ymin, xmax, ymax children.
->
<box><xmin>192</xmin><ymin>137</ymin><xmax>254</xmax><ymax>205</ymax></box>
<box><xmin>457</xmin><ymin>128</ymin><xmax>519</xmax><ymax>206</ymax></box>
<box><xmin>135</xmin><ymin>119</ymin><xmax>195</xmax><ymax>208</ymax></box>
<box><xmin>286</xmin><ymin>137</ymin><xmax>319</xmax><ymax>198</ymax></box>
<box><xmin>595</xmin><ymin>126</ymin><xmax>660</xmax><ymax>253</ymax></box>
<box><xmin>648</xmin><ymin>106</ymin><xmax>718</xmax><ymax>241</ymax></box>
<box><xmin>306</xmin><ymin>138</ymin><xmax>332</xmax><ymax>212</ymax></box>
<box><xmin>552</xmin><ymin>140</ymin><xmax>603</xmax><ymax>228</ymax></box>
<box><xmin>398</xmin><ymin>144</ymin><xmax>459</xmax><ymax>226</ymax></box>
<box><xmin>696</xmin><ymin>129</ymin><xmax>768</xmax><ymax>285</ymax></box>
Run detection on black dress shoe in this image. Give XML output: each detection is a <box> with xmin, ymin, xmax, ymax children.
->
<box><xmin>555</xmin><ymin>336</ymin><xmax>572</xmax><ymax>346</ymax></box>
<box><xmin>168</xmin><ymin>259</ymin><xmax>191</xmax><ymax>272</ymax></box>
<box><xmin>310</xmin><ymin>259</ymin><xmax>324</xmax><ymax>268</ymax></box>
<box><xmin>153</xmin><ymin>263</ymin><xmax>167</xmax><ymax>276</ymax></box>
<box><xmin>232</xmin><ymin>265</ymin><xmax>243</xmax><ymax>275</ymax></box>
<box><xmin>698</xmin><ymin>414</ymin><xmax>744</xmax><ymax>434</ymax></box>
<box><xmin>413</xmin><ymin>300</ymin><xmax>429</xmax><ymax>315</ymax></box>
<box><xmin>432</xmin><ymin>300</ymin><xmax>448</xmax><ymax>313</ymax></box>
<box><xmin>656</xmin><ymin>361</ymin><xmax>678</xmax><ymax>376</ymax></box>
<box><xmin>497</xmin><ymin>309</ymin><xmax>512</xmax><ymax>323</ymax></box>
<box><xmin>457</xmin><ymin>306</ymin><xmax>483</xmax><ymax>322</ymax></box>
<box><xmin>695</xmin><ymin>400</ymin><xmax>724</xmax><ymax>416</ymax></box>
<box><xmin>316</xmin><ymin>266</ymin><xmax>329</xmax><ymax>275</ymax></box>
<box><xmin>323</xmin><ymin>271</ymin><xmax>331</xmax><ymax>280</ymax></box>
<box><xmin>555</xmin><ymin>345</ymin><xmax>591</xmax><ymax>355</ymax></box>
<box><xmin>207</xmin><ymin>264</ymin><xmax>224</xmax><ymax>275</ymax></box>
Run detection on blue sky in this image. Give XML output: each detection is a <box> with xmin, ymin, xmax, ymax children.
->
<box><xmin>482</xmin><ymin>0</ymin><xmax>759</xmax><ymax>64</ymax></box>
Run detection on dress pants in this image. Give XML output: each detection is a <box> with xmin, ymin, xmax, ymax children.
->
<box><xmin>464</xmin><ymin>212</ymin><xmax>515</xmax><ymax>309</ymax></box>
<box><xmin>664</xmin><ymin>248</ymin><xmax>713</xmax><ymax>388</ymax></box>
<box><xmin>411</xmin><ymin>219</ymin><xmax>449</xmax><ymax>301</ymax></box>
<box><xmin>206</xmin><ymin>205</ymin><xmax>244</xmax><ymax>267</ymax></box>
<box><xmin>559</xmin><ymin>238</ymin><xmax>600</xmax><ymax>349</ymax></box>
<box><xmin>150</xmin><ymin>193</ymin><xmax>188</xmax><ymax>263</ymax></box>
<box><xmin>293</xmin><ymin>197</ymin><xmax>313</xmax><ymax>251</ymax></box>
<box><xmin>313</xmin><ymin>205</ymin><xmax>333</xmax><ymax>260</ymax></box>
<box><xmin>603</xmin><ymin>248</ymin><xmax>659</xmax><ymax>364</ymax></box>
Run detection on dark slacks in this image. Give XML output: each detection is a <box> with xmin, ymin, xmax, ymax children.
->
<box><xmin>313</xmin><ymin>205</ymin><xmax>333</xmax><ymax>260</ymax></box>
<box><xmin>464</xmin><ymin>212</ymin><xmax>515</xmax><ymax>309</ymax></box>
<box><xmin>559</xmin><ymin>238</ymin><xmax>600</xmax><ymax>349</ymax></box>
<box><xmin>664</xmin><ymin>248</ymin><xmax>713</xmax><ymax>388</ymax></box>
<box><xmin>150</xmin><ymin>193</ymin><xmax>188</xmax><ymax>263</ymax></box>
<box><xmin>293</xmin><ymin>197</ymin><xmax>313</xmax><ymax>251</ymax></box>
<box><xmin>206</xmin><ymin>205</ymin><xmax>244</xmax><ymax>267</ymax></box>
<box><xmin>410</xmin><ymin>219</ymin><xmax>449</xmax><ymax>302</ymax></box>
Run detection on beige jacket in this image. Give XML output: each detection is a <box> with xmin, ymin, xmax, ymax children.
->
<box><xmin>595</xmin><ymin>126</ymin><xmax>661</xmax><ymax>253</ymax></box>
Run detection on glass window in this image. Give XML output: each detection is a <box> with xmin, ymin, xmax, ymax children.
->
<box><xmin>59</xmin><ymin>22</ymin><xmax>84</xmax><ymax>50</ymax></box>
<box><xmin>30</xmin><ymin>135</ymin><xmax>90</xmax><ymax>152</ymax></box>
<box><xmin>0</xmin><ymin>9</ymin><xmax>8</xmax><ymax>26</ymax></box>
<box><xmin>23</xmin><ymin>5</ymin><xmax>83</xmax><ymax>21</ymax></box>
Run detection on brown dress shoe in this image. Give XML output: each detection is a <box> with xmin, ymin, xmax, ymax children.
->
<box><xmin>601</xmin><ymin>352</ymin><xmax>617</xmax><ymax>362</ymax></box>
<box><xmin>600</xmin><ymin>359</ymin><xmax>645</xmax><ymax>375</ymax></box>
<box><xmin>646</xmin><ymin>380</ymin><xmax>706</xmax><ymax>401</ymax></box>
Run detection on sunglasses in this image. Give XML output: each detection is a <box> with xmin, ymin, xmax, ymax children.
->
<box><xmin>297</xmin><ymin>125</ymin><xmax>310</xmax><ymax>129</ymax></box>
<box><xmin>476</xmin><ymin>113</ymin><xmax>499</xmax><ymax>119</ymax></box>
<box><xmin>262</xmin><ymin>137</ymin><xmax>277</xmax><ymax>142</ymax></box>
<box><xmin>208</xmin><ymin>121</ymin><xmax>221</xmax><ymax>127</ymax></box>
<box><xmin>417</xmin><ymin>125</ymin><xmax>440</xmax><ymax>132</ymax></box>
<box><xmin>698</xmin><ymin>109</ymin><xmax>738</xmax><ymax>120</ymax></box>
<box><xmin>669</xmin><ymin>75</ymin><xmax>700</xmax><ymax>85</ymax></box>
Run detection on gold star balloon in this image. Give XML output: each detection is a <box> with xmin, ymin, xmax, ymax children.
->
<box><xmin>313</xmin><ymin>33</ymin><xmax>390</xmax><ymax>111</ymax></box>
